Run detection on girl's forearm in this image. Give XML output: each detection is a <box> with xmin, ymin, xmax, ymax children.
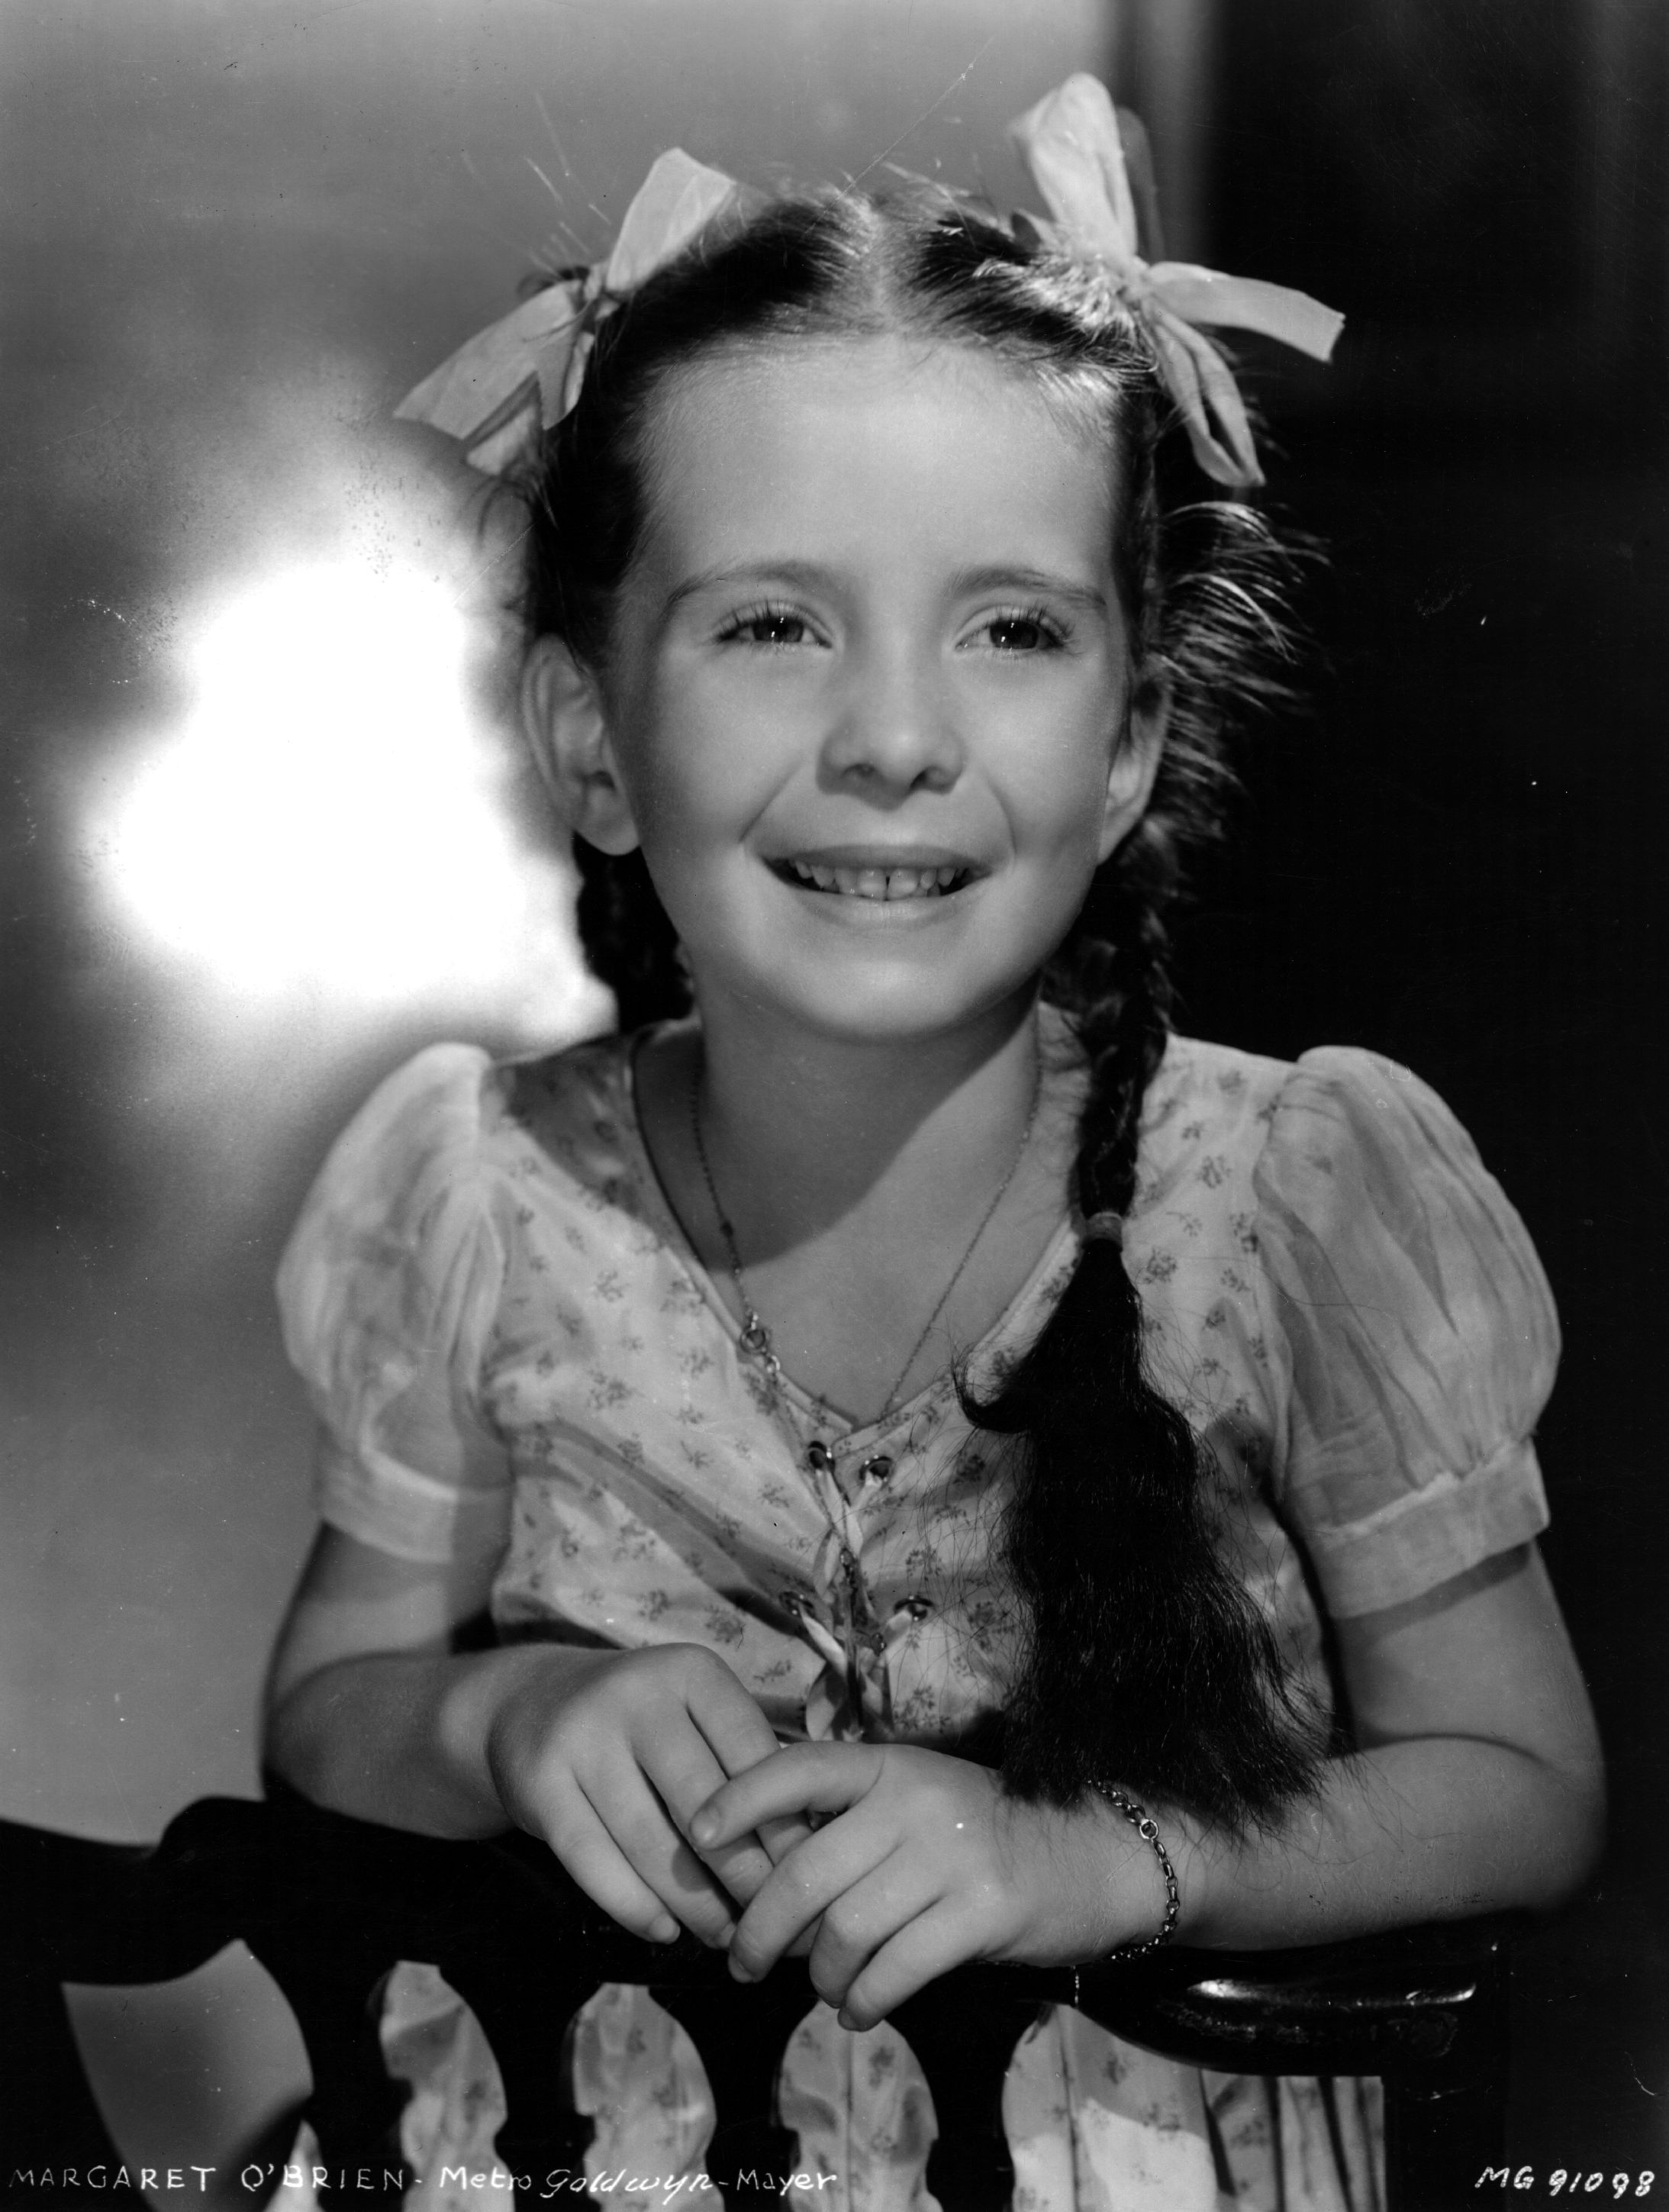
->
<box><xmin>1168</xmin><ymin>1736</ymin><xmax>1604</xmax><ymax>1951</ymax></box>
<box><xmin>263</xmin><ymin>1643</ymin><xmax>597</xmax><ymax>1840</ymax></box>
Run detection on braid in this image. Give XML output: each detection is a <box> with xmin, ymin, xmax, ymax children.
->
<box><xmin>967</xmin><ymin>844</ymin><xmax>1326</xmax><ymax>1830</ymax></box>
<box><xmin>1059</xmin><ymin>858</ymin><xmax>1174</xmax><ymax>1221</ymax></box>
<box><xmin>572</xmin><ymin>843</ymin><xmax>689</xmax><ymax>1032</ymax></box>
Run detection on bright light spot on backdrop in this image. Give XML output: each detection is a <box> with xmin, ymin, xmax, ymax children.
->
<box><xmin>91</xmin><ymin>558</ymin><xmax>600</xmax><ymax>1038</ymax></box>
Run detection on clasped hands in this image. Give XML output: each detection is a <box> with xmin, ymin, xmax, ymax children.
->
<box><xmin>486</xmin><ymin>1643</ymin><xmax>1169</xmax><ymax>2032</ymax></box>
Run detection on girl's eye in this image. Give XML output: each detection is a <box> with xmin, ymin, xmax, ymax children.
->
<box><xmin>977</xmin><ymin>609</ymin><xmax>1067</xmax><ymax>654</ymax></box>
<box><xmin>719</xmin><ymin>606</ymin><xmax>817</xmax><ymax>648</ymax></box>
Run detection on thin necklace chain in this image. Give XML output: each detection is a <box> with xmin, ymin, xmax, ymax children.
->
<box><xmin>688</xmin><ymin>1043</ymin><xmax>1044</xmax><ymax>1436</ymax></box>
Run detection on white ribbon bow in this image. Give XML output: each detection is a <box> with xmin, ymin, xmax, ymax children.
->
<box><xmin>1009</xmin><ymin>74</ymin><xmax>1343</xmax><ymax>486</ymax></box>
<box><xmin>395</xmin><ymin>147</ymin><xmax>743</xmax><ymax>476</ymax></box>
<box><xmin>398</xmin><ymin>81</ymin><xmax>1342</xmax><ymax>488</ymax></box>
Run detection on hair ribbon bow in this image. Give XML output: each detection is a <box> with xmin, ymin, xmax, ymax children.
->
<box><xmin>395</xmin><ymin>148</ymin><xmax>743</xmax><ymax>476</ymax></box>
<box><xmin>1010</xmin><ymin>75</ymin><xmax>1343</xmax><ymax>487</ymax></box>
<box><xmin>398</xmin><ymin>82</ymin><xmax>1341</xmax><ymax>489</ymax></box>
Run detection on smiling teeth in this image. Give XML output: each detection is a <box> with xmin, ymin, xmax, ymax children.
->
<box><xmin>785</xmin><ymin>860</ymin><xmax>965</xmax><ymax>900</ymax></box>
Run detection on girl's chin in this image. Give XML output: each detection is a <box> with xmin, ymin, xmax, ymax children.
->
<box><xmin>694</xmin><ymin>953</ymin><xmax>1043</xmax><ymax>1049</ymax></box>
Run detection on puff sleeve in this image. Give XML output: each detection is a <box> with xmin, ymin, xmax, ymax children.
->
<box><xmin>275</xmin><ymin>1043</ymin><xmax>514</xmax><ymax>1565</ymax></box>
<box><xmin>1253</xmin><ymin>1048</ymin><xmax>1558</xmax><ymax>1618</ymax></box>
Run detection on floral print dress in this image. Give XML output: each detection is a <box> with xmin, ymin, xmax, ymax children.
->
<box><xmin>275</xmin><ymin>1017</ymin><xmax>1558</xmax><ymax>2212</ymax></box>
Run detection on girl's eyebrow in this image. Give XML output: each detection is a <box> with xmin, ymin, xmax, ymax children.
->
<box><xmin>662</xmin><ymin>559</ymin><xmax>830</xmax><ymax>611</ymax></box>
<box><xmin>949</xmin><ymin>564</ymin><xmax>1109</xmax><ymax>615</ymax></box>
<box><xmin>662</xmin><ymin>560</ymin><xmax>1109</xmax><ymax>614</ymax></box>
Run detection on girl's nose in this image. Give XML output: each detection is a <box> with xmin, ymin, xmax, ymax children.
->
<box><xmin>820</xmin><ymin>642</ymin><xmax>963</xmax><ymax>795</ymax></box>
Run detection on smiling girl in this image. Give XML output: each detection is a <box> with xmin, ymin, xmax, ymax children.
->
<box><xmin>264</xmin><ymin>79</ymin><xmax>1603</xmax><ymax>2211</ymax></box>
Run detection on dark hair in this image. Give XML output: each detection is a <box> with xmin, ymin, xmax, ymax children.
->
<box><xmin>513</xmin><ymin>185</ymin><xmax>1323</xmax><ymax>1830</ymax></box>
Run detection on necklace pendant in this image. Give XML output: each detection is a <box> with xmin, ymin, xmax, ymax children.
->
<box><xmin>739</xmin><ymin>1317</ymin><xmax>773</xmax><ymax>1359</ymax></box>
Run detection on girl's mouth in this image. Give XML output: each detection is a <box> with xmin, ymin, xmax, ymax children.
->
<box><xmin>772</xmin><ymin>858</ymin><xmax>975</xmax><ymax>902</ymax></box>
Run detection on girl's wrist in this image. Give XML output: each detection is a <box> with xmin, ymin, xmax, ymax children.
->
<box><xmin>1086</xmin><ymin>1782</ymin><xmax>1184</xmax><ymax>1956</ymax></box>
<box><xmin>1055</xmin><ymin>1785</ymin><xmax>1200</xmax><ymax>1959</ymax></box>
<box><xmin>443</xmin><ymin>1642</ymin><xmax>598</xmax><ymax>1827</ymax></box>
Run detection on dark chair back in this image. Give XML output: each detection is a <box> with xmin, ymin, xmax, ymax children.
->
<box><xmin>2</xmin><ymin>1791</ymin><xmax>1516</xmax><ymax>2210</ymax></box>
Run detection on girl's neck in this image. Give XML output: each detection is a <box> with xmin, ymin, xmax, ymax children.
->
<box><xmin>682</xmin><ymin>985</ymin><xmax>1047</xmax><ymax>1258</ymax></box>
<box><xmin>631</xmin><ymin>982</ymin><xmax>1079</xmax><ymax>1425</ymax></box>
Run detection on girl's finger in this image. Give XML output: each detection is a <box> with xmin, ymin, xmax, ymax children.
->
<box><xmin>802</xmin><ymin>1853</ymin><xmax>938</xmax><ymax>2012</ymax></box>
<box><xmin>576</xmin><ymin>1767</ymin><xmax>742</xmax><ymax>1947</ymax></box>
<box><xmin>834</xmin><ymin>1901</ymin><xmax>972</xmax><ymax>2032</ymax></box>
<box><xmin>725</xmin><ymin>1798</ymin><xmax>894</xmax><ymax>1981</ymax></box>
<box><xmin>629</xmin><ymin>1662</ymin><xmax>801</xmax><ymax>1897</ymax></box>
<box><xmin>639</xmin><ymin>1729</ymin><xmax>779</xmax><ymax>1904</ymax></box>
<box><xmin>636</xmin><ymin>1701</ymin><xmax>814</xmax><ymax>1902</ymax></box>
<box><xmin>541</xmin><ymin>1791</ymin><xmax>681</xmax><ymax>1944</ymax></box>
<box><xmin>756</xmin><ymin>1811</ymin><xmax>819</xmax><ymax>1866</ymax></box>
<box><xmin>681</xmin><ymin>1656</ymin><xmax>788</xmax><ymax>1779</ymax></box>
<box><xmin>692</xmin><ymin>1741</ymin><xmax>882</xmax><ymax>1849</ymax></box>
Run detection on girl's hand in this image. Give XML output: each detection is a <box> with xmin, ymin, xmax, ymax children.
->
<box><xmin>689</xmin><ymin>1742</ymin><xmax>1169</xmax><ymax>2028</ymax></box>
<box><xmin>485</xmin><ymin>1643</ymin><xmax>814</xmax><ymax>1948</ymax></box>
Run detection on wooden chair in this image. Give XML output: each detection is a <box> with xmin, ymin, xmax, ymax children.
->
<box><xmin>2</xmin><ymin>1784</ymin><xmax>1516</xmax><ymax>2209</ymax></box>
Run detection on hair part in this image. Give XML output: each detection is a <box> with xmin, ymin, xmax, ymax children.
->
<box><xmin>514</xmin><ymin>180</ymin><xmax>1323</xmax><ymax>1830</ymax></box>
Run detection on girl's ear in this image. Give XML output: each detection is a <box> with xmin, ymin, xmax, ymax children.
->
<box><xmin>520</xmin><ymin>637</ymin><xmax>640</xmax><ymax>856</ymax></box>
<box><xmin>1097</xmin><ymin>667</ymin><xmax>1170</xmax><ymax>863</ymax></box>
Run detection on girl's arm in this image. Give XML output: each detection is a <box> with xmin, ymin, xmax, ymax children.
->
<box><xmin>689</xmin><ymin>1540</ymin><xmax>1603</xmax><ymax>2027</ymax></box>
<box><xmin>1176</xmin><ymin>1538</ymin><xmax>1603</xmax><ymax>1943</ymax></box>
<box><xmin>264</xmin><ymin>1519</ymin><xmax>559</xmax><ymax>1839</ymax></box>
<box><xmin>264</xmin><ymin>1523</ymin><xmax>805</xmax><ymax>1945</ymax></box>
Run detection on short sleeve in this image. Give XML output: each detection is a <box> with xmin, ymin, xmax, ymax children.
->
<box><xmin>276</xmin><ymin>1043</ymin><xmax>514</xmax><ymax>1565</ymax></box>
<box><xmin>1253</xmin><ymin>1048</ymin><xmax>1558</xmax><ymax>1617</ymax></box>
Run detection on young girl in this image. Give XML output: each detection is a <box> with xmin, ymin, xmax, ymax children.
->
<box><xmin>264</xmin><ymin>76</ymin><xmax>1603</xmax><ymax>2212</ymax></box>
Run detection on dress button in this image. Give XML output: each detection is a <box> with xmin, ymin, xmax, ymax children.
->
<box><xmin>859</xmin><ymin>1455</ymin><xmax>894</xmax><ymax>1485</ymax></box>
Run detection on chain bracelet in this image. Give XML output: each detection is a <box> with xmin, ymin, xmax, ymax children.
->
<box><xmin>1090</xmin><ymin>1781</ymin><xmax>1181</xmax><ymax>1957</ymax></box>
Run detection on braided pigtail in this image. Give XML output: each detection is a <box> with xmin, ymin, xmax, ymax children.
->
<box><xmin>572</xmin><ymin>844</ymin><xmax>690</xmax><ymax>1032</ymax></box>
<box><xmin>968</xmin><ymin>834</ymin><xmax>1327</xmax><ymax>1830</ymax></box>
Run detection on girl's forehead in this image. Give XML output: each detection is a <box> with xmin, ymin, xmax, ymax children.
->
<box><xmin>672</xmin><ymin>328</ymin><xmax>1102</xmax><ymax>413</ymax></box>
<box><xmin>636</xmin><ymin>334</ymin><xmax>1120</xmax><ymax>571</ymax></box>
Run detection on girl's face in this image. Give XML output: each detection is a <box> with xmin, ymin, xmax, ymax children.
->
<box><xmin>534</xmin><ymin>334</ymin><xmax>1163</xmax><ymax>1046</ymax></box>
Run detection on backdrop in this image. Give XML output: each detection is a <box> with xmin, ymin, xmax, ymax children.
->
<box><xmin>2</xmin><ymin>0</ymin><xmax>1664</xmax><ymax>2193</ymax></box>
